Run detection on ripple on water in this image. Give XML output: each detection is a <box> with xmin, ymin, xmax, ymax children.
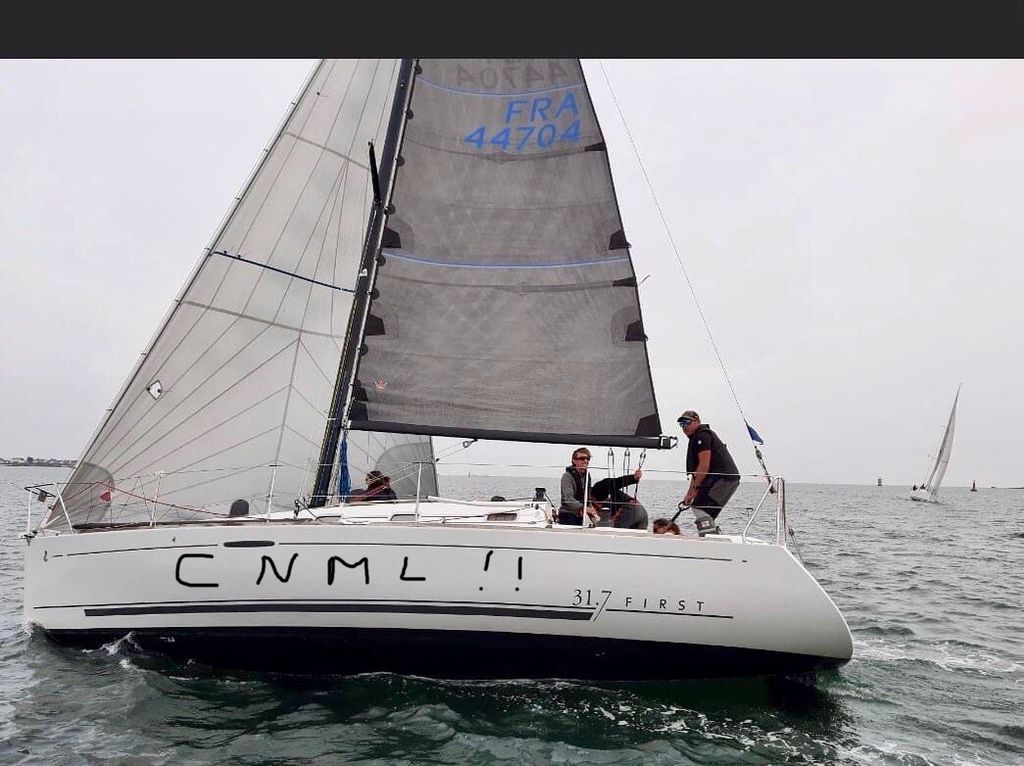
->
<box><xmin>854</xmin><ymin>636</ymin><xmax>1023</xmax><ymax>679</ymax></box>
<box><xmin>857</xmin><ymin>624</ymin><xmax>917</xmax><ymax>638</ymax></box>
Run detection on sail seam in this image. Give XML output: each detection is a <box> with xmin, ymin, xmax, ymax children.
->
<box><xmin>281</xmin><ymin>130</ymin><xmax>370</xmax><ymax>170</ymax></box>
<box><xmin>270</xmin><ymin>157</ymin><xmax>356</xmax><ymax>479</ymax></box>
<box><xmin>282</xmin><ymin>423</ymin><xmax>322</xmax><ymax>451</ymax></box>
<box><xmin>286</xmin><ymin>61</ymin><xmax>387</xmax><ymax>486</ymax></box>
<box><xmin>211</xmin><ymin>64</ymin><xmax>373</xmax><ymax>458</ymax></box>
<box><xmin>95</xmin><ymin>323</ymin><xmax>282</xmax><ymax>469</ymax></box>
<box><xmin>84</xmin><ymin>61</ymin><xmax>338</xmax><ymax>465</ymax></box>
<box><xmin>417</xmin><ymin>77</ymin><xmax>583</xmax><ymax>98</ymax></box>
<box><xmin>116</xmin><ymin>389</ymin><xmax>292</xmax><ymax>485</ymax></box>
<box><xmin>100</xmin><ymin>335</ymin><xmax>295</xmax><ymax>474</ymax></box>
<box><xmin>362</xmin><ymin>273</ymin><xmax>631</xmax><ymax>294</ymax></box>
<box><xmin>260</xmin><ymin>79</ymin><xmax>367</xmax><ymax>329</ymax></box>
<box><xmin>296</xmin><ymin>337</ymin><xmax>336</xmax><ymax>387</ymax></box>
<box><xmin>271</xmin><ymin>333</ymin><xmax>306</xmax><ymax>483</ymax></box>
<box><xmin>179</xmin><ymin>301</ymin><xmax>342</xmax><ymax>339</ymax></box>
<box><xmin>54</xmin><ymin>60</ymin><xmax>328</xmax><ymax>522</ymax></box>
<box><xmin>384</xmin><ymin>188</ymin><xmax>615</xmax><ymax>212</ymax></box>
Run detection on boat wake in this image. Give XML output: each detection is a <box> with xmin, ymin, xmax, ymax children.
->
<box><xmin>91</xmin><ymin>631</ymin><xmax>142</xmax><ymax>657</ymax></box>
<box><xmin>854</xmin><ymin>637</ymin><xmax>1022</xmax><ymax>677</ymax></box>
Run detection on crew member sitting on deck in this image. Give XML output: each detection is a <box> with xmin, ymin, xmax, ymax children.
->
<box><xmin>348</xmin><ymin>470</ymin><xmax>398</xmax><ymax>502</ymax></box>
<box><xmin>559</xmin><ymin>447</ymin><xmax>600</xmax><ymax>525</ymax></box>
<box><xmin>589</xmin><ymin>468</ymin><xmax>649</xmax><ymax>530</ymax></box>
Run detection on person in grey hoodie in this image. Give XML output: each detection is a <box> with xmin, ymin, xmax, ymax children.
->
<box><xmin>558</xmin><ymin>447</ymin><xmax>600</xmax><ymax>525</ymax></box>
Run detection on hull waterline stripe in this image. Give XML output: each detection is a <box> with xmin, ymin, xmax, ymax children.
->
<box><xmin>82</xmin><ymin>602</ymin><xmax>593</xmax><ymax>620</ymax></box>
<box><xmin>38</xmin><ymin>596</ymin><xmax>586</xmax><ymax>610</ymax></box>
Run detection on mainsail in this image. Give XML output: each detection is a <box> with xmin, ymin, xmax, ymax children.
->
<box><xmin>920</xmin><ymin>386</ymin><xmax>960</xmax><ymax>498</ymax></box>
<box><xmin>47</xmin><ymin>60</ymin><xmax>437</xmax><ymax>530</ymax></box>
<box><xmin>345</xmin><ymin>59</ymin><xmax>667</xmax><ymax>448</ymax></box>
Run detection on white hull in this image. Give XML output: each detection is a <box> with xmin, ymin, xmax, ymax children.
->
<box><xmin>909</xmin><ymin>489</ymin><xmax>939</xmax><ymax>503</ymax></box>
<box><xmin>23</xmin><ymin>501</ymin><xmax>852</xmax><ymax>679</ymax></box>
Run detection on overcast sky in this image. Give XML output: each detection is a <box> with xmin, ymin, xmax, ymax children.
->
<box><xmin>2</xmin><ymin>59</ymin><xmax>1021</xmax><ymax>487</ymax></box>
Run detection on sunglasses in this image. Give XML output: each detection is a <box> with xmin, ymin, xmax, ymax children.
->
<box><xmin>677</xmin><ymin>418</ymin><xmax>694</xmax><ymax>426</ymax></box>
<box><xmin>574</xmin><ymin>456</ymin><xmax>591</xmax><ymax>461</ymax></box>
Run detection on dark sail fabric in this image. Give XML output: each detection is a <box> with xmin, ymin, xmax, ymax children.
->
<box><xmin>349</xmin><ymin>59</ymin><xmax>664</xmax><ymax>447</ymax></box>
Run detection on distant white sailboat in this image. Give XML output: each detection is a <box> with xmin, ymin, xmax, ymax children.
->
<box><xmin>910</xmin><ymin>386</ymin><xmax>960</xmax><ymax>503</ymax></box>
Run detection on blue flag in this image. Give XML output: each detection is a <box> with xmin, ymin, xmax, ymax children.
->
<box><xmin>337</xmin><ymin>436</ymin><xmax>351</xmax><ymax>499</ymax></box>
<box><xmin>745</xmin><ymin>421</ymin><xmax>764</xmax><ymax>446</ymax></box>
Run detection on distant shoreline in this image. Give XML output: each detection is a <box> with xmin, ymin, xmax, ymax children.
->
<box><xmin>0</xmin><ymin>459</ymin><xmax>76</xmax><ymax>468</ymax></box>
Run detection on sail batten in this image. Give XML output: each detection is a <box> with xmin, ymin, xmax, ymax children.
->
<box><xmin>348</xmin><ymin>59</ymin><xmax>665</xmax><ymax>446</ymax></box>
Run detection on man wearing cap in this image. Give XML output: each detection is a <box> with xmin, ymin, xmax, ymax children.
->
<box><xmin>677</xmin><ymin>410</ymin><xmax>740</xmax><ymax>535</ymax></box>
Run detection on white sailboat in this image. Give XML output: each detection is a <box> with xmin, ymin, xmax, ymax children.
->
<box><xmin>909</xmin><ymin>386</ymin><xmax>961</xmax><ymax>503</ymax></box>
<box><xmin>22</xmin><ymin>59</ymin><xmax>852</xmax><ymax>679</ymax></box>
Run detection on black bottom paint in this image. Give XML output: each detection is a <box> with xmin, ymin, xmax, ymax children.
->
<box><xmin>43</xmin><ymin>627</ymin><xmax>849</xmax><ymax>680</ymax></box>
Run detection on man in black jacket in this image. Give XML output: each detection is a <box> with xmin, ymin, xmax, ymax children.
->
<box><xmin>590</xmin><ymin>469</ymin><xmax>648</xmax><ymax>529</ymax></box>
<box><xmin>678</xmin><ymin>410</ymin><xmax>740</xmax><ymax>536</ymax></box>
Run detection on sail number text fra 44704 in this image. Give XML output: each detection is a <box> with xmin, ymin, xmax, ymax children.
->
<box><xmin>464</xmin><ymin>93</ymin><xmax>581</xmax><ymax>152</ymax></box>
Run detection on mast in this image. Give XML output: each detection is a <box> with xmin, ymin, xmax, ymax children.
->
<box><xmin>310</xmin><ymin>58</ymin><xmax>418</xmax><ymax>507</ymax></box>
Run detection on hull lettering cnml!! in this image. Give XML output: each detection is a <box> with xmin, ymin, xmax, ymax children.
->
<box><xmin>173</xmin><ymin>551</ymin><xmax>526</xmax><ymax>591</ymax></box>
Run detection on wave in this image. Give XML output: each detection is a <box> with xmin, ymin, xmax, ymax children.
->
<box><xmin>854</xmin><ymin>637</ymin><xmax>1023</xmax><ymax>677</ymax></box>
<box><xmin>857</xmin><ymin>624</ymin><xmax>916</xmax><ymax>637</ymax></box>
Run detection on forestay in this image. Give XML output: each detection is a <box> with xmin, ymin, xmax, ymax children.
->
<box><xmin>48</xmin><ymin>60</ymin><xmax>437</xmax><ymax>530</ymax></box>
<box><xmin>348</xmin><ymin>59</ymin><xmax>666</xmax><ymax>448</ymax></box>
